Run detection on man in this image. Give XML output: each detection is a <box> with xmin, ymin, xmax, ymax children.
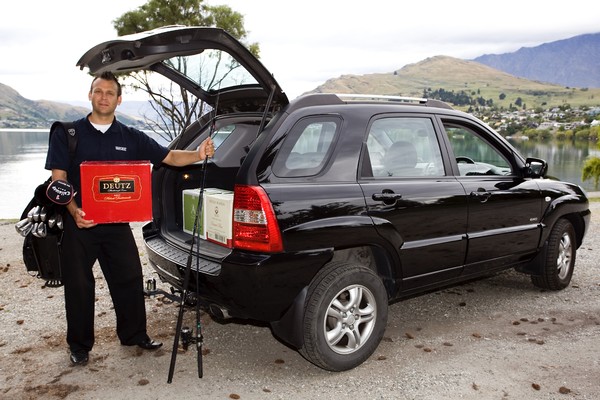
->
<box><xmin>45</xmin><ymin>71</ymin><xmax>214</xmax><ymax>366</ymax></box>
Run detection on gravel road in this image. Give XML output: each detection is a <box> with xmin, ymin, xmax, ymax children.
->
<box><xmin>0</xmin><ymin>202</ymin><xmax>598</xmax><ymax>400</ymax></box>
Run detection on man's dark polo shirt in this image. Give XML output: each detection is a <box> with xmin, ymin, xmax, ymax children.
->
<box><xmin>45</xmin><ymin>115</ymin><xmax>169</xmax><ymax>206</ymax></box>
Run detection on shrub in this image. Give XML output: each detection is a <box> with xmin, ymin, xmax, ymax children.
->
<box><xmin>582</xmin><ymin>157</ymin><xmax>600</xmax><ymax>190</ymax></box>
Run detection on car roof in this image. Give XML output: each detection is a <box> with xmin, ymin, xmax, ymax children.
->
<box><xmin>76</xmin><ymin>25</ymin><xmax>288</xmax><ymax>113</ymax></box>
<box><xmin>285</xmin><ymin>93</ymin><xmax>455</xmax><ymax>114</ymax></box>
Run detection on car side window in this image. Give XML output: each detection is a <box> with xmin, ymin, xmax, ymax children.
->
<box><xmin>365</xmin><ymin>117</ymin><xmax>444</xmax><ymax>178</ymax></box>
<box><xmin>272</xmin><ymin>116</ymin><xmax>340</xmax><ymax>177</ymax></box>
<box><xmin>444</xmin><ymin>123</ymin><xmax>513</xmax><ymax>176</ymax></box>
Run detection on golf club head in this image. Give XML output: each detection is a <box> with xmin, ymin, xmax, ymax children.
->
<box><xmin>20</xmin><ymin>222</ymin><xmax>34</xmax><ymax>237</ymax></box>
<box><xmin>15</xmin><ymin>220</ymin><xmax>32</xmax><ymax>236</ymax></box>
<box><xmin>37</xmin><ymin>223</ymin><xmax>47</xmax><ymax>238</ymax></box>
<box><xmin>56</xmin><ymin>214</ymin><xmax>63</xmax><ymax>230</ymax></box>
<box><xmin>40</xmin><ymin>207</ymin><xmax>47</xmax><ymax>222</ymax></box>
<box><xmin>48</xmin><ymin>214</ymin><xmax>56</xmax><ymax>229</ymax></box>
<box><xmin>31</xmin><ymin>222</ymin><xmax>40</xmax><ymax>238</ymax></box>
<box><xmin>33</xmin><ymin>206</ymin><xmax>41</xmax><ymax>222</ymax></box>
<box><xmin>15</xmin><ymin>218</ymin><xmax>30</xmax><ymax>230</ymax></box>
<box><xmin>27</xmin><ymin>207</ymin><xmax>36</xmax><ymax>222</ymax></box>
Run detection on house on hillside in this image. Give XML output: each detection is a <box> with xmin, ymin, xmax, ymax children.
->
<box><xmin>537</xmin><ymin>122</ymin><xmax>559</xmax><ymax>130</ymax></box>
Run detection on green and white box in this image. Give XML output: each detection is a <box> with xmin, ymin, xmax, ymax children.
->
<box><xmin>182</xmin><ymin>188</ymin><xmax>227</xmax><ymax>237</ymax></box>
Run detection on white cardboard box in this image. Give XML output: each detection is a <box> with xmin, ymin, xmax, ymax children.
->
<box><xmin>204</xmin><ymin>192</ymin><xmax>234</xmax><ymax>247</ymax></box>
<box><xmin>182</xmin><ymin>188</ymin><xmax>229</xmax><ymax>238</ymax></box>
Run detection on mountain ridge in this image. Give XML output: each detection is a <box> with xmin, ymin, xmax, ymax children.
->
<box><xmin>312</xmin><ymin>55</ymin><xmax>600</xmax><ymax>110</ymax></box>
<box><xmin>0</xmin><ymin>83</ymin><xmax>142</xmax><ymax>129</ymax></box>
<box><xmin>473</xmin><ymin>32</ymin><xmax>600</xmax><ymax>88</ymax></box>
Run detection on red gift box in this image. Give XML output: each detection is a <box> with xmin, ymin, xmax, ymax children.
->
<box><xmin>80</xmin><ymin>161</ymin><xmax>152</xmax><ymax>223</ymax></box>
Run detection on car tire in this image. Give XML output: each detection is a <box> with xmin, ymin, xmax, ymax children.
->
<box><xmin>531</xmin><ymin>218</ymin><xmax>576</xmax><ymax>290</ymax></box>
<box><xmin>299</xmin><ymin>262</ymin><xmax>388</xmax><ymax>371</ymax></box>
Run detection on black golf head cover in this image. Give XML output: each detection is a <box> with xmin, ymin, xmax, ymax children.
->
<box><xmin>46</xmin><ymin>179</ymin><xmax>74</xmax><ymax>205</ymax></box>
<box><xmin>34</xmin><ymin>181</ymin><xmax>53</xmax><ymax>206</ymax></box>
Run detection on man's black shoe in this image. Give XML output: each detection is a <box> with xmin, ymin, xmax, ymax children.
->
<box><xmin>137</xmin><ymin>338</ymin><xmax>163</xmax><ymax>350</ymax></box>
<box><xmin>70</xmin><ymin>350</ymin><xmax>89</xmax><ymax>366</ymax></box>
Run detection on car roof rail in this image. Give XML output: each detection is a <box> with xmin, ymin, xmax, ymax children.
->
<box><xmin>336</xmin><ymin>94</ymin><xmax>427</xmax><ymax>103</ymax></box>
<box><xmin>335</xmin><ymin>94</ymin><xmax>453</xmax><ymax>109</ymax></box>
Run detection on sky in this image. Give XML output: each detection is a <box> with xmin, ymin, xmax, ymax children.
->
<box><xmin>1</xmin><ymin>0</ymin><xmax>599</xmax><ymax>103</ymax></box>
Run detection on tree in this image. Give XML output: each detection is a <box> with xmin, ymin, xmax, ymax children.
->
<box><xmin>112</xmin><ymin>0</ymin><xmax>259</xmax><ymax>142</ymax></box>
<box><xmin>582</xmin><ymin>156</ymin><xmax>600</xmax><ymax>190</ymax></box>
<box><xmin>515</xmin><ymin>97</ymin><xmax>523</xmax><ymax>107</ymax></box>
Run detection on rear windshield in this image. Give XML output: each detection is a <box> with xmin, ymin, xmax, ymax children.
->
<box><xmin>164</xmin><ymin>49</ymin><xmax>259</xmax><ymax>91</ymax></box>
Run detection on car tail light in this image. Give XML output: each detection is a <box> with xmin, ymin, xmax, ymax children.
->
<box><xmin>233</xmin><ymin>184</ymin><xmax>283</xmax><ymax>253</ymax></box>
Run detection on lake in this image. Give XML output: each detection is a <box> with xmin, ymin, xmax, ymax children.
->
<box><xmin>1</xmin><ymin>129</ymin><xmax>598</xmax><ymax>219</ymax></box>
<box><xmin>0</xmin><ymin>129</ymin><xmax>168</xmax><ymax>220</ymax></box>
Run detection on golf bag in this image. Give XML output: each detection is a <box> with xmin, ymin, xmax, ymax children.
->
<box><xmin>17</xmin><ymin>121</ymin><xmax>77</xmax><ymax>287</ymax></box>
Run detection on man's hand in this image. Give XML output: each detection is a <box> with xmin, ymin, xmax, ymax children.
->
<box><xmin>72</xmin><ymin>207</ymin><xmax>96</xmax><ymax>229</ymax></box>
<box><xmin>162</xmin><ymin>137</ymin><xmax>215</xmax><ymax>167</ymax></box>
<box><xmin>199</xmin><ymin>137</ymin><xmax>215</xmax><ymax>160</ymax></box>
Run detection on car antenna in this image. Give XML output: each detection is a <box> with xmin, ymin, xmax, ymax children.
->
<box><xmin>167</xmin><ymin>86</ymin><xmax>220</xmax><ymax>383</ymax></box>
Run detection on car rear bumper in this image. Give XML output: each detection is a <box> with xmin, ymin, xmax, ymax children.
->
<box><xmin>143</xmin><ymin>233</ymin><xmax>333</xmax><ymax>321</ymax></box>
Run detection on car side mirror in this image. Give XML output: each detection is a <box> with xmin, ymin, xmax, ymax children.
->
<box><xmin>524</xmin><ymin>157</ymin><xmax>548</xmax><ymax>178</ymax></box>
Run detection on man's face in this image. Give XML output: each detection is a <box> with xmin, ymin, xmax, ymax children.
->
<box><xmin>88</xmin><ymin>78</ymin><xmax>121</xmax><ymax>117</ymax></box>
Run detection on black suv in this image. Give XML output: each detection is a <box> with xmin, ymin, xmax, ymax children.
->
<box><xmin>78</xmin><ymin>26</ymin><xmax>591</xmax><ymax>371</ymax></box>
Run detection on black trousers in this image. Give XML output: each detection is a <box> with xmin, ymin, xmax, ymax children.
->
<box><xmin>61</xmin><ymin>215</ymin><xmax>148</xmax><ymax>353</ymax></box>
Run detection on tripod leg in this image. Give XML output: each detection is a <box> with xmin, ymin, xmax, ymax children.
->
<box><xmin>167</xmin><ymin>290</ymin><xmax>187</xmax><ymax>383</ymax></box>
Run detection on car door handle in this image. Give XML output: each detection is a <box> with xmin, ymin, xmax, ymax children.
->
<box><xmin>470</xmin><ymin>189</ymin><xmax>491</xmax><ymax>202</ymax></box>
<box><xmin>372</xmin><ymin>192</ymin><xmax>402</xmax><ymax>205</ymax></box>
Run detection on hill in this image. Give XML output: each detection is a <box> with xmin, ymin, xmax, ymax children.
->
<box><xmin>0</xmin><ymin>83</ymin><xmax>142</xmax><ymax>129</ymax></box>
<box><xmin>473</xmin><ymin>33</ymin><xmax>600</xmax><ymax>89</ymax></box>
<box><xmin>4</xmin><ymin>31</ymin><xmax>600</xmax><ymax>127</ymax></box>
<box><xmin>311</xmin><ymin>55</ymin><xmax>600</xmax><ymax>110</ymax></box>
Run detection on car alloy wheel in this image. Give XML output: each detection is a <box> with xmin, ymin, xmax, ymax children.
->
<box><xmin>301</xmin><ymin>262</ymin><xmax>388</xmax><ymax>371</ymax></box>
<box><xmin>323</xmin><ymin>284</ymin><xmax>377</xmax><ymax>355</ymax></box>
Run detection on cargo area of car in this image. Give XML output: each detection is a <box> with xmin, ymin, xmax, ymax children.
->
<box><xmin>154</xmin><ymin>116</ymin><xmax>269</xmax><ymax>252</ymax></box>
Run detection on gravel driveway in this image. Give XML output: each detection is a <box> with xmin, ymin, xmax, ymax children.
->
<box><xmin>1</xmin><ymin>202</ymin><xmax>598</xmax><ymax>399</ymax></box>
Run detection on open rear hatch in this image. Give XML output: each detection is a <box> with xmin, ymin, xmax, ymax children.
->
<box><xmin>76</xmin><ymin>25</ymin><xmax>288</xmax><ymax>137</ymax></box>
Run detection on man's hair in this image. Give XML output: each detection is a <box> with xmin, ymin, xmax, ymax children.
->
<box><xmin>90</xmin><ymin>72</ymin><xmax>122</xmax><ymax>97</ymax></box>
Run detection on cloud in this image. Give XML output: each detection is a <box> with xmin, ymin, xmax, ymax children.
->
<box><xmin>1</xmin><ymin>0</ymin><xmax>598</xmax><ymax>101</ymax></box>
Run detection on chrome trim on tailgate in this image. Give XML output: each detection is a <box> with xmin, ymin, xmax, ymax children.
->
<box><xmin>145</xmin><ymin>236</ymin><xmax>221</xmax><ymax>276</ymax></box>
